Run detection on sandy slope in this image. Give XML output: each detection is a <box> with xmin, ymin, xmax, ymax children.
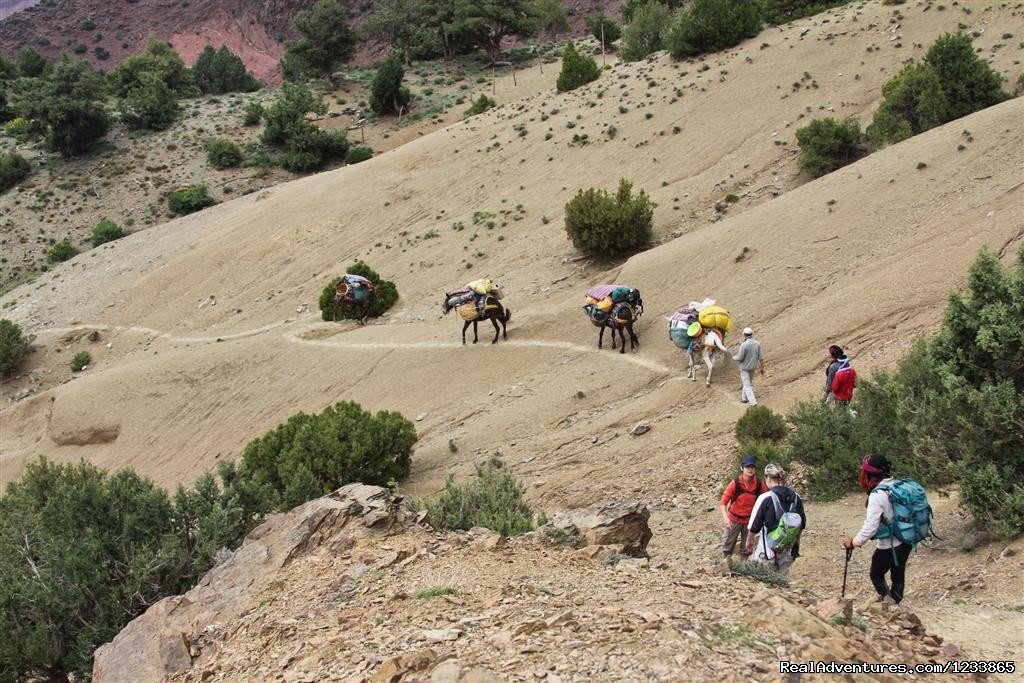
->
<box><xmin>1</xmin><ymin>1</ymin><xmax>1023</xmax><ymax>668</ymax></box>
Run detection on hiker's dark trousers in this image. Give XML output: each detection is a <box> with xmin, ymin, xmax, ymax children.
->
<box><xmin>869</xmin><ymin>543</ymin><xmax>912</xmax><ymax>603</ymax></box>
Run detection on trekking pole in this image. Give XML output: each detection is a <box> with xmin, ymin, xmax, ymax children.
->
<box><xmin>841</xmin><ymin>547</ymin><xmax>853</xmax><ymax>598</ymax></box>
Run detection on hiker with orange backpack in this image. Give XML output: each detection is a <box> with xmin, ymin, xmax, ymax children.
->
<box><xmin>842</xmin><ymin>455</ymin><xmax>932</xmax><ymax>604</ymax></box>
<box><xmin>719</xmin><ymin>454</ymin><xmax>769</xmax><ymax>570</ymax></box>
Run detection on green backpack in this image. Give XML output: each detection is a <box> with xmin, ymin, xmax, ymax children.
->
<box><xmin>766</xmin><ymin>492</ymin><xmax>803</xmax><ymax>550</ymax></box>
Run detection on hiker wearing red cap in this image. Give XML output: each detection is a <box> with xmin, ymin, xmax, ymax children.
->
<box><xmin>719</xmin><ymin>454</ymin><xmax>768</xmax><ymax>569</ymax></box>
<box><xmin>843</xmin><ymin>455</ymin><xmax>911</xmax><ymax>604</ymax></box>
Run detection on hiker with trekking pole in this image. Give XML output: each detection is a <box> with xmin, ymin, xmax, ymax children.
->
<box><xmin>842</xmin><ymin>455</ymin><xmax>933</xmax><ymax>605</ymax></box>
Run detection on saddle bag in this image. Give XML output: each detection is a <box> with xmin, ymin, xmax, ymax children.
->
<box><xmin>456</xmin><ymin>303</ymin><xmax>480</xmax><ymax>321</ymax></box>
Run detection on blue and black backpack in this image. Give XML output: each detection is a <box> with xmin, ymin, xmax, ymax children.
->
<box><xmin>874</xmin><ymin>479</ymin><xmax>934</xmax><ymax>563</ymax></box>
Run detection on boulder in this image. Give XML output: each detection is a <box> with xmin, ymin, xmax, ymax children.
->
<box><xmin>550</xmin><ymin>499</ymin><xmax>652</xmax><ymax>557</ymax></box>
<box><xmin>93</xmin><ymin>485</ymin><xmax>404</xmax><ymax>683</ymax></box>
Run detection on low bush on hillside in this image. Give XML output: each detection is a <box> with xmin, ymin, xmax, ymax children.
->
<box><xmin>666</xmin><ymin>0</ymin><xmax>762</xmax><ymax>58</ymax></box>
<box><xmin>45</xmin><ymin>239</ymin><xmax>77</xmax><ymax>263</ymax></box>
<box><xmin>242</xmin><ymin>101</ymin><xmax>263</xmax><ymax>126</ymax></box>
<box><xmin>0</xmin><ymin>458</ymin><xmax>270</xmax><ymax>682</ymax></box>
<box><xmin>411</xmin><ymin>461</ymin><xmax>534</xmax><ymax>537</ymax></box>
<box><xmin>261</xmin><ymin>83</ymin><xmax>349</xmax><ymax>172</ymax></box>
<box><xmin>90</xmin><ymin>218</ymin><xmax>126</xmax><ymax>247</ymax></box>
<box><xmin>464</xmin><ymin>93</ymin><xmax>496</xmax><ymax>117</ymax></box>
<box><xmin>784</xmin><ymin>247</ymin><xmax>1024</xmax><ymax>538</ymax></box>
<box><xmin>0</xmin><ymin>318</ymin><xmax>28</xmax><ymax>375</ymax></box>
<box><xmin>345</xmin><ymin>146</ymin><xmax>373</xmax><ymax>164</ymax></box>
<box><xmin>204</xmin><ymin>138</ymin><xmax>244</xmax><ymax>168</ymax></box>
<box><xmin>70</xmin><ymin>350</ymin><xmax>90</xmax><ymax>371</ymax></box>
<box><xmin>556</xmin><ymin>41</ymin><xmax>600</xmax><ymax>93</ymax></box>
<box><xmin>240</xmin><ymin>400</ymin><xmax>416</xmax><ymax>510</ymax></box>
<box><xmin>564</xmin><ymin>179</ymin><xmax>653</xmax><ymax>256</ymax></box>
<box><xmin>0</xmin><ymin>152</ymin><xmax>30</xmax><ymax>192</ymax></box>
<box><xmin>167</xmin><ymin>184</ymin><xmax>216</xmax><ymax>215</ymax></box>
<box><xmin>619</xmin><ymin>0</ymin><xmax>671</xmax><ymax>61</ymax></box>
<box><xmin>731</xmin><ymin>560</ymin><xmax>789</xmax><ymax>587</ymax></box>
<box><xmin>795</xmin><ymin>117</ymin><xmax>866</xmax><ymax>178</ymax></box>
<box><xmin>868</xmin><ymin>33</ymin><xmax>1009</xmax><ymax>147</ymax></box>
<box><xmin>318</xmin><ymin>261</ymin><xmax>399</xmax><ymax>322</ymax></box>
<box><xmin>735</xmin><ymin>406</ymin><xmax>788</xmax><ymax>445</ymax></box>
<box><xmin>119</xmin><ymin>72</ymin><xmax>179</xmax><ymax>130</ymax></box>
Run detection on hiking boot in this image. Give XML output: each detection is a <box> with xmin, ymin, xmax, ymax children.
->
<box><xmin>718</xmin><ymin>559</ymin><xmax>732</xmax><ymax>575</ymax></box>
<box><xmin>881</xmin><ymin>595</ymin><xmax>898</xmax><ymax>606</ymax></box>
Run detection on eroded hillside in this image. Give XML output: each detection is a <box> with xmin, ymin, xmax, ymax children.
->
<box><xmin>1</xmin><ymin>1</ymin><xmax>1023</xmax><ymax>675</ymax></box>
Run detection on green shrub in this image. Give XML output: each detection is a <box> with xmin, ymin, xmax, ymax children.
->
<box><xmin>731</xmin><ymin>560</ymin><xmax>789</xmax><ymax>587</ymax></box>
<box><xmin>8</xmin><ymin>55</ymin><xmax>110</xmax><ymax>157</ymax></box>
<box><xmin>414</xmin><ymin>461</ymin><xmax>534</xmax><ymax>536</ymax></box>
<box><xmin>119</xmin><ymin>71</ymin><xmax>179</xmax><ymax>130</ymax></box>
<box><xmin>345</xmin><ymin>146</ymin><xmax>373</xmax><ymax>164</ymax></box>
<box><xmin>240</xmin><ymin>400</ymin><xmax>416</xmax><ymax>510</ymax></box>
<box><xmin>3</xmin><ymin>117</ymin><xmax>32</xmax><ymax>142</ymax></box>
<box><xmin>784</xmin><ymin>248</ymin><xmax>1022</xmax><ymax>527</ymax></box>
<box><xmin>370</xmin><ymin>51</ymin><xmax>411</xmax><ymax>115</ymax></box>
<box><xmin>464</xmin><ymin>93</ymin><xmax>496</xmax><ymax>117</ymax></box>
<box><xmin>735</xmin><ymin>405</ymin><xmax>788</xmax><ymax>445</ymax></box>
<box><xmin>45</xmin><ymin>239</ymin><xmax>77</xmax><ymax>263</ymax></box>
<box><xmin>193</xmin><ymin>44</ymin><xmax>260</xmax><ymax>95</ymax></box>
<box><xmin>564</xmin><ymin>179</ymin><xmax>653</xmax><ymax>256</ymax></box>
<box><xmin>795</xmin><ymin>117</ymin><xmax>866</xmax><ymax>178</ymax></box>
<box><xmin>204</xmin><ymin>138</ymin><xmax>244</xmax><ymax>168</ymax></box>
<box><xmin>242</xmin><ymin>101</ymin><xmax>263</xmax><ymax>126</ymax></box>
<box><xmin>0</xmin><ymin>318</ymin><xmax>28</xmax><ymax>376</ymax></box>
<box><xmin>925</xmin><ymin>33</ymin><xmax>1009</xmax><ymax>121</ymax></box>
<box><xmin>318</xmin><ymin>260</ymin><xmax>399</xmax><ymax>321</ymax></box>
<box><xmin>620</xmin><ymin>0</ymin><xmax>672</xmax><ymax>62</ymax></box>
<box><xmin>70</xmin><ymin>351</ymin><xmax>90</xmax><ymax>371</ymax></box>
<box><xmin>167</xmin><ymin>184</ymin><xmax>216</xmax><ymax>215</ymax></box>
<box><xmin>90</xmin><ymin>218</ymin><xmax>126</xmax><ymax>247</ymax></box>
<box><xmin>261</xmin><ymin>83</ymin><xmax>349</xmax><ymax>171</ymax></box>
<box><xmin>108</xmin><ymin>41</ymin><xmax>196</xmax><ymax>98</ymax></box>
<box><xmin>0</xmin><ymin>458</ymin><xmax>268</xmax><ymax>682</ymax></box>
<box><xmin>0</xmin><ymin>152</ymin><xmax>30</xmax><ymax>192</ymax></box>
<box><xmin>586</xmin><ymin>12</ymin><xmax>622</xmax><ymax>48</ymax></box>
<box><xmin>556</xmin><ymin>41</ymin><xmax>600</xmax><ymax>93</ymax></box>
<box><xmin>867</xmin><ymin>63</ymin><xmax>948</xmax><ymax>147</ymax></box>
<box><xmin>666</xmin><ymin>0</ymin><xmax>762</xmax><ymax>58</ymax></box>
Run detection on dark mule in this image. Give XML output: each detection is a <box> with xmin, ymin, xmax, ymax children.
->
<box><xmin>594</xmin><ymin>298</ymin><xmax>643</xmax><ymax>354</ymax></box>
<box><xmin>443</xmin><ymin>294</ymin><xmax>511</xmax><ymax>344</ymax></box>
<box><xmin>335</xmin><ymin>285</ymin><xmax>376</xmax><ymax>325</ymax></box>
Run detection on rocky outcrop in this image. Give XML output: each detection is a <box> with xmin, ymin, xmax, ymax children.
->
<box><xmin>92</xmin><ymin>483</ymin><xmax>403</xmax><ymax>683</ymax></box>
<box><xmin>548</xmin><ymin>499</ymin><xmax>653</xmax><ymax>557</ymax></box>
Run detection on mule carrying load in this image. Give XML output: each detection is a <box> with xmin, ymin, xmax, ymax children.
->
<box><xmin>442</xmin><ymin>277</ymin><xmax>511</xmax><ymax>345</ymax></box>
<box><xmin>668</xmin><ymin>297</ymin><xmax>732</xmax><ymax>383</ymax></box>
<box><xmin>333</xmin><ymin>273</ymin><xmax>376</xmax><ymax>324</ymax></box>
<box><xmin>336</xmin><ymin>273</ymin><xmax>374</xmax><ymax>303</ymax></box>
<box><xmin>444</xmin><ymin>278</ymin><xmax>505</xmax><ymax>321</ymax></box>
<box><xmin>584</xmin><ymin>285</ymin><xmax>642</xmax><ymax>326</ymax></box>
<box><xmin>584</xmin><ymin>284</ymin><xmax>644</xmax><ymax>353</ymax></box>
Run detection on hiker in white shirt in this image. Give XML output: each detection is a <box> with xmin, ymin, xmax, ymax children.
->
<box><xmin>843</xmin><ymin>455</ymin><xmax>912</xmax><ymax>604</ymax></box>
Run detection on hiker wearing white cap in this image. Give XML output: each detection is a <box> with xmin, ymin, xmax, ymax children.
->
<box><xmin>732</xmin><ymin>327</ymin><xmax>765</xmax><ymax>406</ymax></box>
